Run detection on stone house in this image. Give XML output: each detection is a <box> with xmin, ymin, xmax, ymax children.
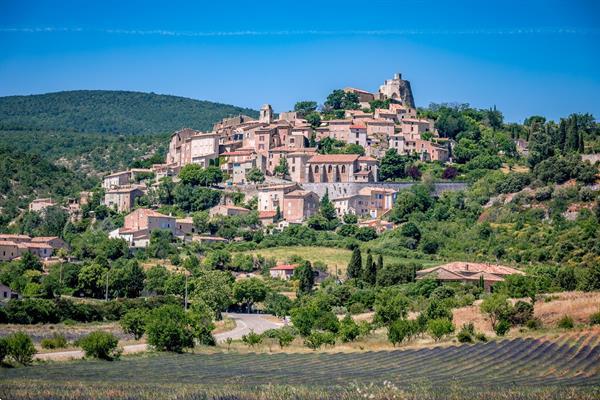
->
<box><xmin>29</xmin><ymin>198</ymin><xmax>57</xmax><ymax>212</ymax></box>
<box><xmin>416</xmin><ymin>262</ymin><xmax>525</xmax><ymax>292</ymax></box>
<box><xmin>0</xmin><ymin>283</ymin><xmax>20</xmax><ymax>301</ymax></box>
<box><xmin>282</xmin><ymin>190</ymin><xmax>319</xmax><ymax>223</ymax></box>
<box><xmin>209</xmin><ymin>204</ymin><xmax>251</xmax><ymax>217</ymax></box>
<box><xmin>104</xmin><ymin>186</ymin><xmax>145</xmax><ymax>213</ymax></box>
<box><xmin>175</xmin><ymin>217</ymin><xmax>195</xmax><ymax>240</ymax></box>
<box><xmin>258</xmin><ymin>210</ymin><xmax>277</xmax><ymax>226</ymax></box>
<box><xmin>258</xmin><ymin>183</ymin><xmax>300</xmax><ymax>213</ymax></box>
<box><xmin>0</xmin><ymin>241</ymin><xmax>21</xmax><ymax>261</ymax></box>
<box><xmin>31</xmin><ymin>236</ymin><xmax>69</xmax><ymax>252</ymax></box>
<box><xmin>269</xmin><ymin>263</ymin><xmax>298</xmax><ymax>280</ymax></box>
<box><xmin>102</xmin><ymin>171</ymin><xmax>131</xmax><ymax>190</ymax></box>
<box><xmin>110</xmin><ymin>208</ymin><xmax>176</xmax><ymax>247</ymax></box>
<box><xmin>305</xmin><ymin>154</ymin><xmax>378</xmax><ymax>183</ymax></box>
<box><xmin>166</xmin><ymin>128</ymin><xmax>219</xmax><ymax>170</ymax></box>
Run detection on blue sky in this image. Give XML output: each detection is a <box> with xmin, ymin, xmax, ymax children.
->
<box><xmin>0</xmin><ymin>0</ymin><xmax>599</xmax><ymax>122</ymax></box>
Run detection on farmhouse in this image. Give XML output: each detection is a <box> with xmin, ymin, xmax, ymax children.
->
<box><xmin>416</xmin><ymin>262</ymin><xmax>525</xmax><ymax>292</ymax></box>
<box><xmin>0</xmin><ymin>283</ymin><xmax>20</xmax><ymax>301</ymax></box>
<box><xmin>269</xmin><ymin>263</ymin><xmax>299</xmax><ymax>280</ymax></box>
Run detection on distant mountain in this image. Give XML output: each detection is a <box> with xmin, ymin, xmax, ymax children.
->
<box><xmin>0</xmin><ymin>90</ymin><xmax>259</xmax><ymax>134</ymax></box>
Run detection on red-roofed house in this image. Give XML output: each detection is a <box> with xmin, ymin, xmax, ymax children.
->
<box><xmin>31</xmin><ymin>236</ymin><xmax>69</xmax><ymax>251</ymax></box>
<box><xmin>269</xmin><ymin>264</ymin><xmax>299</xmax><ymax>280</ymax></box>
<box><xmin>282</xmin><ymin>190</ymin><xmax>319</xmax><ymax>223</ymax></box>
<box><xmin>110</xmin><ymin>208</ymin><xmax>176</xmax><ymax>247</ymax></box>
<box><xmin>258</xmin><ymin>210</ymin><xmax>277</xmax><ymax>226</ymax></box>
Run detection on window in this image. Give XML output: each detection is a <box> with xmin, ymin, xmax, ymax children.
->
<box><xmin>315</xmin><ymin>166</ymin><xmax>319</xmax><ymax>173</ymax></box>
<box><xmin>341</xmin><ymin>165</ymin><xmax>346</xmax><ymax>173</ymax></box>
<box><xmin>328</xmin><ymin>165</ymin><xmax>332</xmax><ymax>173</ymax></box>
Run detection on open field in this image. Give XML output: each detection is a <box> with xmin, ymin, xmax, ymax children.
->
<box><xmin>243</xmin><ymin>246</ymin><xmax>439</xmax><ymax>275</ymax></box>
<box><xmin>2</xmin><ymin>332</ymin><xmax>599</xmax><ymax>399</ymax></box>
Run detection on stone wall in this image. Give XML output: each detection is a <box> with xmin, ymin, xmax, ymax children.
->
<box><xmin>301</xmin><ymin>182</ymin><xmax>467</xmax><ymax>199</ymax></box>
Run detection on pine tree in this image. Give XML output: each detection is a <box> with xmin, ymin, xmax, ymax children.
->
<box><xmin>347</xmin><ymin>247</ymin><xmax>362</xmax><ymax>279</ymax></box>
<box><xmin>319</xmin><ymin>189</ymin><xmax>337</xmax><ymax>221</ymax></box>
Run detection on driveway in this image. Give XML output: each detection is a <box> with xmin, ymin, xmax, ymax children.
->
<box><xmin>34</xmin><ymin>313</ymin><xmax>283</xmax><ymax>360</ymax></box>
<box><xmin>215</xmin><ymin>313</ymin><xmax>283</xmax><ymax>342</ymax></box>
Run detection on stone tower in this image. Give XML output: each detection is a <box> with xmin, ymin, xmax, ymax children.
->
<box><xmin>378</xmin><ymin>73</ymin><xmax>415</xmax><ymax>108</ymax></box>
<box><xmin>259</xmin><ymin>104</ymin><xmax>274</xmax><ymax>124</ymax></box>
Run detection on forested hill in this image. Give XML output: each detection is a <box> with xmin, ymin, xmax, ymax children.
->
<box><xmin>0</xmin><ymin>90</ymin><xmax>259</xmax><ymax>134</ymax></box>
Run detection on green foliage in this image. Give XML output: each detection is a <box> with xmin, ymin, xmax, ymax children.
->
<box><xmin>376</xmin><ymin>263</ymin><xmax>417</xmax><ymax>286</ymax></box>
<box><xmin>494</xmin><ymin>319</ymin><xmax>511</xmax><ymax>336</ymax></box>
<box><xmin>78</xmin><ymin>331</ymin><xmax>121</xmax><ymax>360</ymax></box>
<box><xmin>179</xmin><ymin>165</ymin><xmax>223</xmax><ymax>187</ymax></box>
<box><xmin>338</xmin><ymin>314</ymin><xmax>360</xmax><ymax>342</ymax></box>
<box><xmin>146</xmin><ymin>229</ymin><xmax>176</xmax><ymax>259</ymax></box>
<box><xmin>273</xmin><ymin>157</ymin><xmax>290</xmax><ymax>177</ymax></box>
<box><xmin>374</xmin><ymin>288</ymin><xmax>409</xmax><ymax>324</ymax></box>
<box><xmin>323</xmin><ymin>89</ymin><xmax>359</xmax><ymax>112</ymax></box>
<box><xmin>0</xmin><ymin>90</ymin><xmax>258</xmax><ymax>134</ymax></box>
<box><xmin>346</xmin><ymin>247</ymin><xmax>362</xmax><ymax>279</ymax></box>
<box><xmin>145</xmin><ymin>305</ymin><xmax>194</xmax><ymax>353</ymax></box>
<box><xmin>304</xmin><ymin>331</ymin><xmax>336</xmax><ymax>350</ymax></box>
<box><xmin>264</xmin><ymin>292</ymin><xmax>293</xmax><ymax>317</ymax></box>
<box><xmin>120</xmin><ymin>309</ymin><xmax>147</xmax><ymax>340</ymax></box>
<box><xmin>557</xmin><ymin>315</ymin><xmax>575</xmax><ymax>329</ymax></box>
<box><xmin>387</xmin><ymin>318</ymin><xmax>418</xmax><ymax>346</ymax></box>
<box><xmin>427</xmin><ymin>318</ymin><xmax>455</xmax><ymax>341</ymax></box>
<box><xmin>233</xmin><ymin>278</ymin><xmax>268</xmax><ymax>312</ymax></box>
<box><xmin>295</xmin><ymin>260</ymin><xmax>315</xmax><ymax>295</ymax></box>
<box><xmin>246</xmin><ymin>167</ymin><xmax>265</xmax><ymax>183</ymax></box>
<box><xmin>5</xmin><ymin>332</ymin><xmax>36</xmax><ymax>365</ymax></box>
<box><xmin>242</xmin><ymin>330</ymin><xmax>263</xmax><ymax>348</ymax></box>
<box><xmin>480</xmin><ymin>293</ymin><xmax>511</xmax><ymax>330</ymax></box>
<box><xmin>457</xmin><ymin>323</ymin><xmax>475</xmax><ymax>343</ymax></box>
<box><xmin>40</xmin><ymin>333</ymin><xmax>68</xmax><ymax>349</ymax></box>
<box><xmin>589</xmin><ymin>311</ymin><xmax>600</xmax><ymax>325</ymax></box>
<box><xmin>294</xmin><ymin>101</ymin><xmax>318</xmax><ymax>116</ymax></box>
<box><xmin>0</xmin><ymin>337</ymin><xmax>7</xmax><ymax>364</ymax></box>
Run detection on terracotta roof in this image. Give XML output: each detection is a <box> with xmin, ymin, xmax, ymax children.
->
<box><xmin>31</xmin><ymin>236</ymin><xmax>59</xmax><ymax>242</ymax></box>
<box><xmin>104</xmin><ymin>170</ymin><xmax>130</xmax><ymax>178</ymax></box>
<box><xmin>308</xmin><ymin>154</ymin><xmax>360</xmax><ymax>163</ymax></box>
<box><xmin>19</xmin><ymin>243</ymin><xmax>52</xmax><ymax>249</ymax></box>
<box><xmin>0</xmin><ymin>234</ymin><xmax>31</xmax><ymax>240</ymax></box>
<box><xmin>0</xmin><ymin>241</ymin><xmax>19</xmax><ymax>247</ymax></box>
<box><xmin>271</xmin><ymin>264</ymin><xmax>299</xmax><ymax>271</ymax></box>
<box><xmin>258</xmin><ymin>183</ymin><xmax>298</xmax><ymax>191</ymax></box>
<box><xmin>350</xmin><ymin>125</ymin><xmax>366</xmax><ymax>129</ymax></box>
<box><xmin>285</xmin><ymin>190</ymin><xmax>315</xmax><ymax>198</ymax></box>
<box><xmin>358</xmin><ymin>156</ymin><xmax>377</xmax><ymax>162</ymax></box>
<box><xmin>259</xmin><ymin>211</ymin><xmax>277</xmax><ymax>218</ymax></box>
<box><xmin>218</xmin><ymin>205</ymin><xmax>250</xmax><ymax>212</ymax></box>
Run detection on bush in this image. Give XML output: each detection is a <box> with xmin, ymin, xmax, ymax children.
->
<box><xmin>509</xmin><ymin>301</ymin><xmax>534</xmax><ymax>325</ymax></box>
<box><xmin>304</xmin><ymin>331</ymin><xmax>336</xmax><ymax>350</ymax></box>
<box><xmin>475</xmin><ymin>332</ymin><xmax>488</xmax><ymax>342</ymax></box>
<box><xmin>338</xmin><ymin>314</ymin><xmax>360</xmax><ymax>343</ymax></box>
<box><xmin>495</xmin><ymin>319</ymin><xmax>511</xmax><ymax>336</ymax></box>
<box><xmin>387</xmin><ymin>319</ymin><xmax>417</xmax><ymax>346</ymax></box>
<box><xmin>145</xmin><ymin>305</ymin><xmax>194</xmax><ymax>352</ymax></box>
<box><xmin>78</xmin><ymin>331</ymin><xmax>121</xmax><ymax>360</ymax></box>
<box><xmin>276</xmin><ymin>327</ymin><xmax>296</xmax><ymax>348</ymax></box>
<box><xmin>120</xmin><ymin>309</ymin><xmax>147</xmax><ymax>340</ymax></box>
<box><xmin>6</xmin><ymin>332</ymin><xmax>36</xmax><ymax>365</ymax></box>
<box><xmin>348</xmin><ymin>302</ymin><xmax>365</xmax><ymax>315</ymax></box>
<box><xmin>526</xmin><ymin>318</ymin><xmax>542</xmax><ymax>330</ymax></box>
<box><xmin>0</xmin><ymin>337</ymin><xmax>8</xmax><ymax>364</ymax></box>
<box><xmin>590</xmin><ymin>311</ymin><xmax>600</xmax><ymax>326</ymax></box>
<box><xmin>242</xmin><ymin>330</ymin><xmax>263</xmax><ymax>348</ymax></box>
<box><xmin>457</xmin><ymin>323</ymin><xmax>475</xmax><ymax>343</ymax></box>
<box><xmin>427</xmin><ymin>318</ymin><xmax>455</xmax><ymax>341</ymax></box>
<box><xmin>557</xmin><ymin>315</ymin><xmax>574</xmax><ymax>329</ymax></box>
<box><xmin>41</xmin><ymin>333</ymin><xmax>68</xmax><ymax>349</ymax></box>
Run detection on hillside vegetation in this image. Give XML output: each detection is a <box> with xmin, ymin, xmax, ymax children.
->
<box><xmin>0</xmin><ymin>90</ymin><xmax>259</xmax><ymax>134</ymax></box>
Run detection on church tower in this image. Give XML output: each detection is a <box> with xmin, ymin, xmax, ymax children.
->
<box><xmin>259</xmin><ymin>104</ymin><xmax>274</xmax><ymax>124</ymax></box>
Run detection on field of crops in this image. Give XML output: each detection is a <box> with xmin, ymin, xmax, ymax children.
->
<box><xmin>1</xmin><ymin>332</ymin><xmax>599</xmax><ymax>399</ymax></box>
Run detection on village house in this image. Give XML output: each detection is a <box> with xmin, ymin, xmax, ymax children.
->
<box><xmin>29</xmin><ymin>198</ymin><xmax>57</xmax><ymax>212</ymax></box>
<box><xmin>104</xmin><ymin>186</ymin><xmax>145</xmax><ymax>213</ymax></box>
<box><xmin>19</xmin><ymin>242</ymin><xmax>53</xmax><ymax>259</ymax></box>
<box><xmin>305</xmin><ymin>154</ymin><xmax>378</xmax><ymax>183</ymax></box>
<box><xmin>416</xmin><ymin>262</ymin><xmax>525</xmax><ymax>292</ymax></box>
<box><xmin>0</xmin><ymin>283</ymin><xmax>20</xmax><ymax>301</ymax></box>
<box><xmin>209</xmin><ymin>204</ymin><xmax>251</xmax><ymax>217</ymax></box>
<box><xmin>175</xmin><ymin>217</ymin><xmax>195</xmax><ymax>240</ymax></box>
<box><xmin>166</xmin><ymin>128</ymin><xmax>220</xmax><ymax>171</ymax></box>
<box><xmin>0</xmin><ymin>241</ymin><xmax>21</xmax><ymax>261</ymax></box>
<box><xmin>0</xmin><ymin>234</ymin><xmax>62</xmax><ymax>261</ymax></box>
<box><xmin>258</xmin><ymin>210</ymin><xmax>277</xmax><ymax>226</ymax></box>
<box><xmin>31</xmin><ymin>236</ymin><xmax>69</xmax><ymax>252</ymax></box>
<box><xmin>0</xmin><ymin>234</ymin><xmax>32</xmax><ymax>243</ymax></box>
<box><xmin>258</xmin><ymin>183</ymin><xmax>300</xmax><ymax>213</ymax></box>
<box><xmin>102</xmin><ymin>170</ymin><xmax>131</xmax><ymax>190</ymax></box>
<box><xmin>282</xmin><ymin>190</ymin><xmax>319</xmax><ymax>223</ymax></box>
<box><xmin>357</xmin><ymin>219</ymin><xmax>394</xmax><ymax>234</ymax></box>
<box><xmin>269</xmin><ymin>263</ymin><xmax>298</xmax><ymax>280</ymax></box>
<box><xmin>110</xmin><ymin>208</ymin><xmax>176</xmax><ymax>247</ymax></box>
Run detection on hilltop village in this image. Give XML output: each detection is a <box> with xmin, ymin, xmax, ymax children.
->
<box><xmin>92</xmin><ymin>74</ymin><xmax>454</xmax><ymax>245</ymax></box>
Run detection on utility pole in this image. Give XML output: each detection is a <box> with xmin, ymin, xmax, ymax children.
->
<box><xmin>59</xmin><ymin>263</ymin><xmax>63</xmax><ymax>298</ymax></box>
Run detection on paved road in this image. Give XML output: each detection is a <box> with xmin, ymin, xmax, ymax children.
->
<box><xmin>34</xmin><ymin>313</ymin><xmax>282</xmax><ymax>361</ymax></box>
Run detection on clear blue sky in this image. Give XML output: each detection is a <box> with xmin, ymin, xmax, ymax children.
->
<box><xmin>1</xmin><ymin>0</ymin><xmax>599</xmax><ymax>122</ymax></box>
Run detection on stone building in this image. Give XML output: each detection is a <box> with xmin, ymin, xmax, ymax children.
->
<box><xmin>305</xmin><ymin>154</ymin><xmax>378</xmax><ymax>183</ymax></box>
<box><xmin>166</xmin><ymin>128</ymin><xmax>219</xmax><ymax>170</ymax></box>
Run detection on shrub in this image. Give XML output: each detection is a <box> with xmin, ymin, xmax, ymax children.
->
<box><xmin>427</xmin><ymin>318</ymin><xmax>455</xmax><ymax>341</ymax></box>
<box><xmin>145</xmin><ymin>305</ymin><xmax>194</xmax><ymax>352</ymax></box>
<box><xmin>388</xmin><ymin>319</ymin><xmax>417</xmax><ymax>346</ymax></box>
<box><xmin>120</xmin><ymin>309</ymin><xmax>147</xmax><ymax>340</ymax></box>
<box><xmin>457</xmin><ymin>323</ymin><xmax>475</xmax><ymax>343</ymax></box>
<box><xmin>495</xmin><ymin>319</ymin><xmax>511</xmax><ymax>336</ymax></box>
<box><xmin>242</xmin><ymin>330</ymin><xmax>263</xmax><ymax>348</ymax></box>
<box><xmin>304</xmin><ymin>331</ymin><xmax>336</xmax><ymax>350</ymax></box>
<box><xmin>78</xmin><ymin>331</ymin><xmax>121</xmax><ymax>360</ymax></box>
<box><xmin>276</xmin><ymin>327</ymin><xmax>296</xmax><ymax>348</ymax></box>
<box><xmin>41</xmin><ymin>333</ymin><xmax>68</xmax><ymax>349</ymax></box>
<box><xmin>348</xmin><ymin>302</ymin><xmax>365</xmax><ymax>315</ymax></box>
<box><xmin>509</xmin><ymin>301</ymin><xmax>534</xmax><ymax>325</ymax></box>
<box><xmin>339</xmin><ymin>314</ymin><xmax>360</xmax><ymax>343</ymax></box>
<box><xmin>557</xmin><ymin>315</ymin><xmax>574</xmax><ymax>329</ymax></box>
<box><xmin>475</xmin><ymin>332</ymin><xmax>488</xmax><ymax>342</ymax></box>
<box><xmin>526</xmin><ymin>318</ymin><xmax>543</xmax><ymax>330</ymax></box>
<box><xmin>0</xmin><ymin>337</ymin><xmax>8</xmax><ymax>364</ymax></box>
<box><xmin>6</xmin><ymin>332</ymin><xmax>36</xmax><ymax>365</ymax></box>
<box><xmin>590</xmin><ymin>311</ymin><xmax>600</xmax><ymax>326</ymax></box>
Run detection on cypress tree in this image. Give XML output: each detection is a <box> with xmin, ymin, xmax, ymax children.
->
<box><xmin>347</xmin><ymin>247</ymin><xmax>362</xmax><ymax>279</ymax></box>
<box><xmin>275</xmin><ymin>205</ymin><xmax>282</xmax><ymax>222</ymax></box>
<box><xmin>578</xmin><ymin>132</ymin><xmax>585</xmax><ymax>153</ymax></box>
<box><xmin>296</xmin><ymin>260</ymin><xmax>314</xmax><ymax>295</ymax></box>
<box><xmin>320</xmin><ymin>189</ymin><xmax>337</xmax><ymax>221</ymax></box>
<box><xmin>377</xmin><ymin>254</ymin><xmax>384</xmax><ymax>272</ymax></box>
<box><xmin>363</xmin><ymin>254</ymin><xmax>377</xmax><ymax>285</ymax></box>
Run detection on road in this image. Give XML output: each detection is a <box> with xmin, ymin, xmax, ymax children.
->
<box><xmin>34</xmin><ymin>313</ymin><xmax>282</xmax><ymax>361</ymax></box>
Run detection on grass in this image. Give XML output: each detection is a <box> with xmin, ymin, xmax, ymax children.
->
<box><xmin>243</xmin><ymin>246</ymin><xmax>439</xmax><ymax>275</ymax></box>
<box><xmin>1</xmin><ymin>332</ymin><xmax>598</xmax><ymax>399</ymax></box>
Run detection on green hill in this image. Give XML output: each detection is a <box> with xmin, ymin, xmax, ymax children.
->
<box><xmin>0</xmin><ymin>90</ymin><xmax>259</xmax><ymax>134</ymax></box>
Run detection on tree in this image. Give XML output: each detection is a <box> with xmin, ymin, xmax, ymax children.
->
<box><xmin>147</xmin><ymin>229</ymin><xmax>176</xmax><ymax>259</ymax></box>
<box><xmin>111</xmin><ymin>259</ymin><xmax>145</xmax><ymax>298</ymax></box>
<box><xmin>427</xmin><ymin>318</ymin><xmax>455</xmax><ymax>341</ymax></box>
<box><xmin>77</xmin><ymin>263</ymin><xmax>107</xmax><ymax>298</ymax></box>
<box><xmin>480</xmin><ymin>293</ymin><xmax>511</xmax><ymax>330</ymax></box>
<box><xmin>120</xmin><ymin>309</ymin><xmax>147</xmax><ymax>340</ymax></box>
<box><xmin>379</xmin><ymin>149</ymin><xmax>409</xmax><ymax>181</ymax></box>
<box><xmin>346</xmin><ymin>247</ymin><xmax>362</xmax><ymax>279</ymax></box>
<box><xmin>294</xmin><ymin>101</ymin><xmax>318</xmax><ymax>116</ymax></box>
<box><xmin>295</xmin><ymin>260</ymin><xmax>315</xmax><ymax>295</ymax></box>
<box><xmin>363</xmin><ymin>251</ymin><xmax>377</xmax><ymax>285</ymax></box>
<box><xmin>78</xmin><ymin>331</ymin><xmax>121</xmax><ymax>360</ymax></box>
<box><xmin>242</xmin><ymin>330</ymin><xmax>263</xmax><ymax>348</ymax></box>
<box><xmin>377</xmin><ymin>254</ymin><xmax>383</xmax><ymax>272</ymax></box>
<box><xmin>343</xmin><ymin>213</ymin><xmax>358</xmax><ymax>224</ymax></box>
<box><xmin>178</xmin><ymin>164</ymin><xmax>204</xmax><ymax>185</ymax></box>
<box><xmin>146</xmin><ymin>305</ymin><xmax>194</xmax><ymax>353</ymax></box>
<box><xmin>319</xmin><ymin>189</ymin><xmax>337</xmax><ymax>221</ymax></box>
<box><xmin>339</xmin><ymin>314</ymin><xmax>360</xmax><ymax>342</ymax></box>
<box><xmin>273</xmin><ymin>157</ymin><xmax>289</xmax><ymax>177</ymax></box>
<box><xmin>191</xmin><ymin>270</ymin><xmax>234</xmax><ymax>319</ymax></box>
<box><xmin>388</xmin><ymin>319</ymin><xmax>416</xmax><ymax>346</ymax></box>
<box><xmin>202</xmin><ymin>249</ymin><xmax>231</xmax><ymax>270</ymax></box>
<box><xmin>305</xmin><ymin>112</ymin><xmax>321</xmax><ymax>128</ymax></box>
<box><xmin>6</xmin><ymin>332</ymin><xmax>36</xmax><ymax>365</ymax></box>
<box><xmin>246</xmin><ymin>167</ymin><xmax>265</xmax><ymax>183</ymax></box>
<box><xmin>401</xmin><ymin>222</ymin><xmax>421</xmax><ymax>241</ymax></box>
<box><xmin>264</xmin><ymin>292</ymin><xmax>293</xmax><ymax>317</ymax></box>
<box><xmin>233</xmin><ymin>278</ymin><xmax>268</xmax><ymax>313</ymax></box>
<box><xmin>374</xmin><ymin>288</ymin><xmax>409</xmax><ymax>324</ymax></box>
<box><xmin>144</xmin><ymin>265</ymin><xmax>170</xmax><ymax>295</ymax></box>
<box><xmin>187</xmin><ymin>301</ymin><xmax>216</xmax><ymax>346</ymax></box>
